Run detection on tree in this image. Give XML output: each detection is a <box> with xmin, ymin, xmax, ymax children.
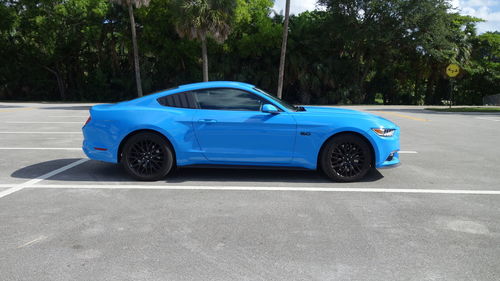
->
<box><xmin>457</xmin><ymin>32</ymin><xmax>500</xmax><ymax>104</ymax></box>
<box><xmin>276</xmin><ymin>0</ymin><xmax>290</xmax><ymax>99</ymax></box>
<box><xmin>174</xmin><ymin>0</ymin><xmax>236</xmax><ymax>82</ymax></box>
<box><xmin>110</xmin><ymin>0</ymin><xmax>150</xmax><ymax>97</ymax></box>
<box><xmin>1</xmin><ymin>0</ymin><xmax>496</xmax><ymax>105</ymax></box>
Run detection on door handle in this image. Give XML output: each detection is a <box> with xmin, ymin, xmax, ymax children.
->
<box><xmin>198</xmin><ymin>119</ymin><xmax>217</xmax><ymax>123</ymax></box>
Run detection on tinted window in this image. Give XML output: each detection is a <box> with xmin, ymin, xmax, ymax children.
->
<box><xmin>157</xmin><ymin>92</ymin><xmax>198</xmax><ymax>109</ymax></box>
<box><xmin>253</xmin><ymin>87</ymin><xmax>296</xmax><ymax>111</ymax></box>
<box><xmin>193</xmin><ymin>88</ymin><xmax>264</xmax><ymax>111</ymax></box>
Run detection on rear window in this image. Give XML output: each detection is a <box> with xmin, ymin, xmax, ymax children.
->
<box><xmin>157</xmin><ymin>92</ymin><xmax>198</xmax><ymax>109</ymax></box>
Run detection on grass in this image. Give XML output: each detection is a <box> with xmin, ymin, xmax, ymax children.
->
<box><xmin>425</xmin><ymin>107</ymin><xmax>500</xmax><ymax>112</ymax></box>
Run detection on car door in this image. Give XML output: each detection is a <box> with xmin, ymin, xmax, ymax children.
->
<box><xmin>191</xmin><ymin>88</ymin><xmax>297</xmax><ymax>164</ymax></box>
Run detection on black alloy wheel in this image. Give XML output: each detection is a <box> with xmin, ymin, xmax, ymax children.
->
<box><xmin>122</xmin><ymin>132</ymin><xmax>174</xmax><ymax>181</ymax></box>
<box><xmin>320</xmin><ymin>134</ymin><xmax>373</xmax><ymax>182</ymax></box>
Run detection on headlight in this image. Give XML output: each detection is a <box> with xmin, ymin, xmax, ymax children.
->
<box><xmin>372</xmin><ymin>128</ymin><xmax>396</xmax><ymax>137</ymax></box>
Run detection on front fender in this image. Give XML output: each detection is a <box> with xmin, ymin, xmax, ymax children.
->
<box><xmin>291</xmin><ymin>113</ymin><xmax>399</xmax><ymax>169</ymax></box>
<box><xmin>318</xmin><ymin>126</ymin><xmax>381</xmax><ymax>165</ymax></box>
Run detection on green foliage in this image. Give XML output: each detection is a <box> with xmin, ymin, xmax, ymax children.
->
<box><xmin>173</xmin><ymin>0</ymin><xmax>237</xmax><ymax>81</ymax></box>
<box><xmin>455</xmin><ymin>32</ymin><xmax>500</xmax><ymax>104</ymax></box>
<box><xmin>174</xmin><ymin>0</ymin><xmax>236</xmax><ymax>43</ymax></box>
<box><xmin>0</xmin><ymin>0</ymin><xmax>498</xmax><ymax>104</ymax></box>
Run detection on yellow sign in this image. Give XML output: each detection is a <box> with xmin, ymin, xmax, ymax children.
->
<box><xmin>446</xmin><ymin>64</ymin><xmax>460</xmax><ymax>78</ymax></box>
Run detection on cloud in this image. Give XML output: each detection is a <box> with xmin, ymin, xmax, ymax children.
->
<box><xmin>272</xmin><ymin>0</ymin><xmax>499</xmax><ymax>33</ymax></box>
<box><xmin>272</xmin><ymin>0</ymin><xmax>320</xmax><ymax>15</ymax></box>
<box><xmin>450</xmin><ymin>0</ymin><xmax>500</xmax><ymax>33</ymax></box>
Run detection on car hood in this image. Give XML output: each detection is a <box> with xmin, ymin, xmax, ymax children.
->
<box><xmin>300</xmin><ymin>106</ymin><xmax>396</xmax><ymax>127</ymax></box>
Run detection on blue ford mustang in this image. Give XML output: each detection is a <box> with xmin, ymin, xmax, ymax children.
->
<box><xmin>82</xmin><ymin>81</ymin><xmax>400</xmax><ymax>182</ymax></box>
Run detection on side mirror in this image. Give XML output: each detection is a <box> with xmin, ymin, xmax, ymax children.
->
<box><xmin>262</xmin><ymin>104</ymin><xmax>280</xmax><ymax>114</ymax></box>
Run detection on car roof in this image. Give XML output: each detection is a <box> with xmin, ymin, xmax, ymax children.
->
<box><xmin>126</xmin><ymin>81</ymin><xmax>260</xmax><ymax>106</ymax></box>
<box><xmin>139</xmin><ymin>81</ymin><xmax>256</xmax><ymax>101</ymax></box>
<box><xmin>177</xmin><ymin>81</ymin><xmax>255</xmax><ymax>90</ymax></box>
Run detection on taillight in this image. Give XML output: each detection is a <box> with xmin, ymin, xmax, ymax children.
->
<box><xmin>84</xmin><ymin>116</ymin><xmax>91</xmax><ymax>126</ymax></box>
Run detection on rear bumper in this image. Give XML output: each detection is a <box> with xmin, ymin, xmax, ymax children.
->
<box><xmin>82</xmin><ymin>126</ymin><xmax>118</xmax><ymax>163</ymax></box>
<box><xmin>82</xmin><ymin>140</ymin><xmax>117</xmax><ymax>163</ymax></box>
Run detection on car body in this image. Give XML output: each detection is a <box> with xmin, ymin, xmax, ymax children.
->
<box><xmin>82</xmin><ymin>81</ymin><xmax>400</xmax><ymax>181</ymax></box>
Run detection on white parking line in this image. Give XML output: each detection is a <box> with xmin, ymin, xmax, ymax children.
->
<box><xmin>0</xmin><ymin>132</ymin><xmax>81</xmax><ymax>134</ymax></box>
<box><xmin>0</xmin><ymin>148</ymin><xmax>81</xmax><ymax>150</ymax></box>
<box><xmin>26</xmin><ymin>184</ymin><xmax>500</xmax><ymax>195</ymax></box>
<box><xmin>48</xmin><ymin>116</ymin><xmax>87</xmax><ymax>118</ymax></box>
<box><xmin>18</xmin><ymin>235</ymin><xmax>47</xmax><ymax>248</ymax></box>
<box><xmin>4</xmin><ymin>121</ymin><xmax>82</xmax><ymax>124</ymax></box>
<box><xmin>0</xmin><ymin>146</ymin><xmax>418</xmax><ymax>153</ymax></box>
<box><xmin>0</xmin><ymin>158</ymin><xmax>89</xmax><ymax>199</ymax></box>
<box><xmin>476</xmin><ymin>117</ymin><xmax>500</xmax><ymax>122</ymax></box>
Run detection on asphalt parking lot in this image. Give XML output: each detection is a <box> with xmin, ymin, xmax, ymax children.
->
<box><xmin>1</xmin><ymin>102</ymin><xmax>499</xmax><ymax>281</ymax></box>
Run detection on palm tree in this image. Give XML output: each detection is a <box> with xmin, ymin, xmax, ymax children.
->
<box><xmin>277</xmin><ymin>0</ymin><xmax>291</xmax><ymax>99</ymax></box>
<box><xmin>110</xmin><ymin>0</ymin><xmax>150</xmax><ymax>97</ymax></box>
<box><xmin>175</xmin><ymin>0</ymin><xmax>235</xmax><ymax>82</ymax></box>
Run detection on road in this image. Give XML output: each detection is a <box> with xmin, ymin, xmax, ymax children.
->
<box><xmin>0</xmin><ymin>102</ymin><xmax>499</xmax><ymax>281</ymax></box>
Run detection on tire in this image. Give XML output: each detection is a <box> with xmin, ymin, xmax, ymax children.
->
<box><xmin>121</xmin><ymin>132</ymin><xmax>174</xmax><ymax>181</ymax></box>
<box><xmin>320</xmin><ymin>134</ymin><xmax>373</xmax><ymax>182</ymax></box>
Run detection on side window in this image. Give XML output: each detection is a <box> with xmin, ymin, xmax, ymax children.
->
<box><xmin>193</xmin><ymin>88</ymin><xmax>264</xmax><ymax>111</ymax></box>
<box><xmin>157</xmin><ymin>92</ymin><xmax>198</xmax><ymax>109</ymax></box>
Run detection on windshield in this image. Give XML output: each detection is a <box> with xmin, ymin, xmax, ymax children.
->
<box><xmin>253</xmin><ymin>87</ymin><xmax>298</xmax><ymax>111</ymax></box>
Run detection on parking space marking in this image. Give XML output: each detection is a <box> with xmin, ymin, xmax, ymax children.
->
<box><xmin>24</xmin><ymin>184</ymin><xmax>500</xmax><ymax>195</ymax></box>
<box><xmin>0</xmin><ymin>147</ymin><xmax>81</xmax><ymax>150</ymax></box>
<box><xmin>0</xmin><ymin>149</ymin><xmax>415</xmax><ymax>154</ymax></box>
<box><xmin>477</xmin><ymin>117</ymin><xmax>500</xmax><ymax>122</ymax></box>
<box><xmin>0</xmin><ymin>158</ymin><xmax>88</xmax><ymax>199</ymax></box>
<box><xmin>0</xmin><ymin>132</ymin><xmax>81</xmax><ymax>134</ymax></box>
<box><xmin>376</xmin><ymin>111</ymin><xmax>428</xmax><ymax>122</ymax></box>
<box><xmin>0</xmin><ymin>147</ymin><xmax>419</xmax><ymax>153</ymax></box>
<box><xmin>4</xmin><ymin>121</ymin><xmax>82</xmax><ymax>124</ymax></box>
<box><xmin>17</xmin><ymin>235</ymin><xmax>47</xmax><ymax>248</ymax></box>
<box><xmin>48</xmin><ymin>116</ymin><xmax>87</xmax><ymax>118</ymax></box>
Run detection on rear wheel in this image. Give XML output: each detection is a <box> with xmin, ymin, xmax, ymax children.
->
<box><xmin>320</xmin><ymin>134</ymin><xmax>373</xmax><ymax>182</ymax></box>
<box><xmin>121</xmin><ymin>132</ymin><xmax>174</xmax><ymax>181</ymax></box>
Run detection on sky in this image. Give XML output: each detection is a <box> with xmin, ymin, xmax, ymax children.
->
<box><xmin>272</xmin><ymin>0</ymin><xmax>500</xmax><ymax>33</ymax></box>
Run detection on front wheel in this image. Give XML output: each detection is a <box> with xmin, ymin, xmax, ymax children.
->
<box><xmin>121</xmin><ymin>132</ymin><xmax>174</xmax><ymax>181</ymax></box>
<box><xmin>320</xmin><ymin>134</ymin><xmax>373</xmax><ymax>182</ymax></box>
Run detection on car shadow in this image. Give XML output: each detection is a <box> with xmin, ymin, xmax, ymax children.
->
<box><xmin>11</xmin><ymin>159</ymin><xmax>384</xmax><ymax>184</ymax></box>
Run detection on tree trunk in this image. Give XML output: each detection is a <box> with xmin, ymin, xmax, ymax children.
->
<box><xmin>358</xmin><ymin>66</ymin><xmax>369</xmax><ymax>103</ymax></box>
<box><xmin>44</xmin><ymin>66</ymin><xmax>66</xmax><ymax>100</ymax></box>
<box><xmin>277</xmin><ymin>0</ymin><xmax>290</xmax><ymax>99</ymax></box>
<box><xmin>201</xmin><ymin>35</ymin><xmax>209</xmax><ymax>82</ymax></box>
<box><xmin>109</xmin><ymin>28</ymin><xmax>119</xmax><ymax>76</ymax></box>
<box><xmin>414</xmin><ymin>72</ymin><xmax>421</xmax><ymax>105</ymax></box>
<box><xmin>128</xmin><ymin>4</ymin><xmax>143</xmax><ymax>97</ymax></box>
<box><xmin>425</xmin><ymin>67</ymin><xmax>437</xmax><ymax>105</ymax></box>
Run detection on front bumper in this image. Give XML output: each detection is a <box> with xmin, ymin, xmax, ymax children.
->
<box><xmin>377</xmin><ymin>151</ymin><xmax>400</xmax><ymax>168</ymax></box>
<box><xmin>371</xmin><ymin>128</ymin><xmax>400</xmax><ymax>169</ymax></box>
